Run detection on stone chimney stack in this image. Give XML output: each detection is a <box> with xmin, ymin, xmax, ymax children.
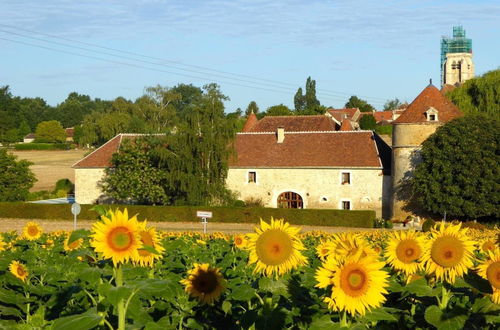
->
<box><xmin>276</xmin><ymin>127</ymin><xmax>285</xmax><ymax>143</ymax></box>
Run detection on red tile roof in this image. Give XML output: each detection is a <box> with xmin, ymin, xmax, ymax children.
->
<box><xmin>327</xmin><ymin>108</ymin><xmax>360</xmax><ymax>122</ymax></box>
<box><xmin>230</xmin><ymin>131</ymin><xmax>382</xmax><ymax>168</ymax></box>
<box><xmin>242</xmin><ymin>112</ymin><xmax>258</xmax><ymax>132</ymax></box>
<box><xmin>73</xmin><ymin>134</ymin><xmax>160</xmax><ymax>168</ymax></box>
<box><xmin>339</xmin><ymin>119</ymin><xmax>353</xmax><ymax>131</ymax></box>
<box><xmin>65</xmin><ymin>128</ymin><xmax>75</xmax><ymax>138</ymax></box>
<box><xmin>440</xmin><ymin>84</ymin><xmax>456</xmax><ymax>94</ymax></box>
<box><xmin>372</xmin><ymin>111</ymin><xmax>393</xmax><ymax>123</ymax></box>
<box><xmin>246</xmin><ymin>115</ymin><xmax>336</xmax><ymax>132</ymax></box>
<box><xmin>393</xmin><ymin>84</ymin><xmax>462</xmax><ymax>124</ymax></box>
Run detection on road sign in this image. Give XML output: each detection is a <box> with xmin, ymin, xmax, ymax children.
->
<box><xmin>71</xmin><ymin>203</ymin><xmax>81</xmax><ymax>215</ymax></box>
<box><xmin>196</xmin><ymin>211</ymin><xmax>212</xmax><ymax>218</ymax></box>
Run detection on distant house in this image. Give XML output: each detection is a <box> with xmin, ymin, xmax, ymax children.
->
<box><xmin>326</xmin><ymin>108</ymin><xmax>361</xmax><ymax>129</ymax></box>
<box><xmin>23</xmin><ymin>133</ymin><xmax>36</xmax><ymax>143</ymax></box>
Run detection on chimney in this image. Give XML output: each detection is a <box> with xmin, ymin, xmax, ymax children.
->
<box><xmin>276</xmin><ymin>127</ymin><xmax>285</xmax><ymax>143</ymax></box>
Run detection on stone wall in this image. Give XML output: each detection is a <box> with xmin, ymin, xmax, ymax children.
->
<box><xmin>74</xmin><ymin>168</ymin><xmax>106</xmax><ymax>204</ymax></box>
<box><xmin>227</xmin><ymin>168</ymin><xmax>384</xmax><ymax>217</ymax></box>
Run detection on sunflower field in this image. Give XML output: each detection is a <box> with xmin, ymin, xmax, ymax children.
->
<box><xmin>0</xmin><ymin>209</ymin><xmax>499</xmax><ymax>329</ymax></box>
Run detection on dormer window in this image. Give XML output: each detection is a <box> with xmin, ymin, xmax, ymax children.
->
<box><xmin>425</xmin><ymin>107</ymin><xmax>439</xmax><ymax>122</ymax></box>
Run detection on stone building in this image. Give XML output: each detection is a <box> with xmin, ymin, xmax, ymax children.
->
<box><xmin>390</xmin><ymin>82</ymin><xmax>463</xmax><ymax>219</ymax></box>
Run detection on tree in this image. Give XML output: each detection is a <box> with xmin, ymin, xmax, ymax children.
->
<box><xmin>359</xmin><ymin>114</ymin><xmax>377</xmax><ymax>130</ymax></box>
<box><xmin>383</xmin><ymin>98</ymin><xmax>403</xmax><ymax>111</ymax></box>
<box><xmin>35</xmin><ymin>120</ymin><xmax>66</xmax><ymax>143</ymax></box>
<box><xmin>101</xmin><ymin>137</ymin><xmax>171</xmax><ymax>205</ymax></box>
<box><xmin>345</xmin><ymin>96</ymin><xmax>375</xmax><ymax>112</ymax></box>
<box><xmin>411</xmin><ymin>114</ymin><xmax>499</xmax><ymax>219</ymax></box>
<box><xmin>245</xmin><ymin>101</ymin><xmax>259</xmax><ymax>116</ymax></box>
<box><xmin>265</xmin><ymin>104</ymin><xmax>293</xmax><ymax>116</ymax></box>
<box><xmin>0</xmin><ymin>149</ymin><xmax>36</xmax><ymax>201</ymax></box>
<box><xmin>294</xmin><ymin>77</ymin><xmax>322</xmax><ymax>115</ymax></box>
<box><xmin>447</xmin><ymin>69</ymin><xmax>499</xmax><ymax>118</ymax></box>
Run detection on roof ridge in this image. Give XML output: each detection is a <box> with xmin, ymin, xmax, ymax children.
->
<box><xmin>72</xmin><ymin>133</ymin><xmax>122</xmax><ymax>168</ymax></box>
<box><xmin>238</xmin><ymin>130</ymin><xmax>372</xmax><ymax>135</ymax></box>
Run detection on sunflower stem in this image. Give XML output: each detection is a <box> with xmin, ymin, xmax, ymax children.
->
<box><xmin>340</xmin><ymin>310</ymin><xmax>349</xmax><ymax>328</ymax></box>
<box><xmin>438</xmin><ymin>286</ymin><xmax>451</xmax><ymax>310</ymax></box>
<box><xmin>115</xmin><ymin>265</ymin><xmax>126</xmax><ymax>330</ymax></box>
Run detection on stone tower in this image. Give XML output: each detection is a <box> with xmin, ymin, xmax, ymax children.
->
<box><xmin>441</xmin><ymin>26</ymin><xmax>474</xmax><ymax>86</ymax></box>
<box><xmin>391</xmin><ymin>82</ymin><xmax>462</xmax><ymax>220</ymax></box>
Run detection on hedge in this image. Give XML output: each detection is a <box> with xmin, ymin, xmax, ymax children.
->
<box><xmin>0</xmin><ymin>203</ymin><xmax>375</xmax><ymax>228</ymax></box>
<box><xmin>14</xmin><ymin>143</ymin><xmax>70</xmax><ymax>151</ymax></box>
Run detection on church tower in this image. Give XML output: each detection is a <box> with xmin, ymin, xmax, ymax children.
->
<box><xmin>441</xmin><ymin>26</ymin><xmax>474</xmax><ymax>86</ymax></box>
<box><xmin>391</xmin><ymin>82</ymin><xmax>463</xmax><ymax>220</ymax></box>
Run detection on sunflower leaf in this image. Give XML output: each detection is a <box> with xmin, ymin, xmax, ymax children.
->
<box><xmin>404</xmin><ymin>278</ymin><xmax>436</xmax><ymax>297</ymax></box>
<box><xmin>308</xmin><ymin>315</ymin><xmax>339</xmax><ymax>330</ymax></box>
<box><xmin>362</xmin><ymin>307</ymin><xmax>397</xmax><ymax>322</ymax></box>
<box><xmin>462</xmin><ymin>271</ymin><xmax>493</xmax><ymax>294</ymax></box>
<box><xmin>51</xmin><ymin>309</ymin><xmax>103</xmax><ymax>330</ymax></box>
<box><xmin>139</xmin><ymin>244</ymin><xmax>160</xmax><ymax>255</ymax></box>
<box><xmin>67</xmin><ymin>229</ymin><xmax>90</xmax><ymax>245</ymax></box>
<box><xmin>230</xmin><ymin>284</ymin><xmax>256</xmax><ymax>301</ymax></box>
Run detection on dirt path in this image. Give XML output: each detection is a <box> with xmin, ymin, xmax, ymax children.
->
<box><xmin>0</xmin><ymin>218</ymin><xmax>381</xmax><ymax>235</ymax></box>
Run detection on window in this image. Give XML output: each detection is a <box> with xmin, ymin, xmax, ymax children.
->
<box><xmin>248</xmin><ymin>171</ymin><xmax>256</xmax><ymax>183</ymax></box>
<box><xmin>341</xmin><ymin>172</ymin><xmax>351</xmax><ymax>185</ymax></box>
<box><xmin>277</xmin><ymin>192</ymin><xmax>303</xmax><ymax>209</ymax></box>
<box><xmin>342</xmin><ymin>200</ymin><xmax>351</xmax><ymax>210</ymax></box>
<box><xmin>429</xmin><ymin>114</ymin><xmax>436</xmax><ymax>121</ymax></box>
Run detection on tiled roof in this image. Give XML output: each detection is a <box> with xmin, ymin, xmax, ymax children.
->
<box><xmin>440</xmin><ymin>84</ymin><xmax>456</xmax><ymax>94</ymax></box>
<box><xmin>230</xmin><ymin>131</ymin><xmax>383</xmax><ymax>168</ymax></box>
<box><xmin>242</xmin><ymin>112</ymin><xmax>258</xmax><ymax>132</ymax></box>
<box><xmin>393</xmin><ymin>84</ymin><xmax>462</xmax><ymax>124</ymax></box>
<box><xmin>372</xmin><ymin>111</ymin><xmax>393</xmax><ymax>122</ymax></box>
<box><xmin>72</xmin><ymin>134</ymin><xmax>159</xmax><ymax>168</ymax></box>
<box><xmin>24</xmin><ymin>133</ymin><xmax>36</xmax><ymax>139</ymax></box>
<box><xmin>246</xmin><ymin>115</ymin><xmax>336</xmax><ymax>132</ymax></box>
<box><xmin>327</xmin><ymin>108</ymin><xmax>360</xmax><ymax>122</ymax></box>
<box><xmin>65</xmin><ymin>128</ymin><xmax>75</xmax><ymax>137</ymax></box>
<box><xmin>339</xmin><ymin>119</ymin><xmax>353</xmax><ymax>131</ymax></box>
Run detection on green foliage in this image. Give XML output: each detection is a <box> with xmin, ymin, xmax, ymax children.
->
<box><xmin>359</xmin><ymin>114</ymin><xmax>377</xmax><ymax>130</ymax></box>
<box><xmin>412</xmin><ymin>114</ymin><xmax>499</xmax><ymax>219</ymax></box>
<box><xmin>374</xmin><ymin>125</ymin><xmax>393</xmax><ymax>136</ymax></box>
<box><xmin>0</xmin><ymin>202</ymin><xmax>375</xmax><ymax>227</ymax></box>
<box><xmin>14</xmin><ymin>143</ymin><xmax>70</xmax><ymax>150</ymax></box>
<box><xmin>345</xmin><ymin>95</ymin><xmax>375</xmax><ymax>112</ymax></box>
<box><xmin>35</xmin><ymin>120</ymin><xmax>66</xmax><ymax>143</ymax></box>
<box><xmin>245</xmin><ymin>101</ymin><xmax>259</xmax><ymax>116</ymax></box>
<box><xmin>383</xmin><ymin>98</ymin><xmax>405</xmax><ymax>111</ymax></box>
<box><xmin>447</xmin><ymin>69</ymin><xmax>499</xmax><ymax>118</ymax></box>
<box><xmin>54</xmin><ymin>178</ymin><xmax>75</xmax><ymax>194</ymax></box>
<box><xmin>0</xmin><ymin>149</ymin><xmax>36</xmax><ymax>201</ymax></box>
<box><xmin>265</xmin><ymin>104</ymin><xmax>293</xmax><ymax>116</ymax></box>
<box><xmin>294</xmin><ymin>77</ymin><xmax>323</xmax><ymax>115</ymax></box>
<box><xmin>421</xmin><ymin>219</ymin><xmax>436</xmax><ymax>232</ymax></box>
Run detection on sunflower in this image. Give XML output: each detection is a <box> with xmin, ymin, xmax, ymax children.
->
<box><xmin>384</xmin><ymin>230</ymin><xmax>425</xmax><ymax>275</ymax></box>
<box><xmin>180</xmin><ymin>263</ymin><xmax>226</xmax><ymax>304</ymax></box>
<box><xmin>479</xmin><ymin>239</ymin><xmax>497</xmax><ymax>254</ymax></box>
<box><xmin>329</xmin><ymin>232</ymin><xmax>378</xmax><ymax>264</ymax></box>
<box><xmin>247</xmin><ymin>218</ymin><xmax>308</xmax><ymax>277</ymax></box>
<box><xmin>233</xmin><ymin>234</ymin><xmax>248</xmax><ymax>249</ymax></box>
<box><xmin>23</xmin><ymin>221</ymin><xmax>42</xmax><ymax>240</ymax></box>
<box><xmin>90</xmin><ymin>208</ymin><xmax>142</xmax><ymax>266</ymax></box>
<box><xmin>9</xmin><ymin>260</ymin><xmax>29</xmax><ymax>282</ymax></box>
<box><xmin>315</xmin><ymin>256</ymin><xmax>337</xmax><ymax>289</ymax></box>
<box><xmin>421</xmin><ymin>222</ymin><xmax>475</xmax><ymax>283</ymax></box>
<box><xmin>134</xmin><ymin>223</ymin><xmax>165</xmax><ymax>267</ymax></box>
<box><xmin>477</xmin><ymin>249</ymin><xmax>500</xmax><ymax>304</ymax></box>
<box><xmin>329</xmin><ymin>252</ymin><xmax>389</xmax><ymax>316</ymax></box>
<box><xmin>316</xmin><ymin>240</ymin><xmax>336</xmax><ymax>260</ymax></box>
<box><xmin>64</xmin><ymin>233</ymin><xmax>83</xmax><ymax>251</ymax></box>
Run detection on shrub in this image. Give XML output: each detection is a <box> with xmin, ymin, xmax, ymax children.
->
<box><xmin>0</xmin><ymin>203</ymin><xmax>375</xmax><ymax>228</ymax></box>
<box><xmin>244</xmin><ymin>197</ymin><xmax>264</xmax><ymax>208</ymax></box>
<box><xmin>14</xmin><ymin>143</ymin><xmax>69</xmax><ymax>151</ymax></box>
<box><xmin>54</xmin><ymin>178</ymin><xmax>74</xmax><ymax>194</ymax></box>
<box><xmin>421</xmin><ymin>219</ymin><xmax>436</xmax><ymax>232</ymax></box>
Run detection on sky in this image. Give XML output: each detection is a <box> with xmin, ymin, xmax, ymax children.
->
<box><xmin>1</xmin><ymin>0</ymin><xmax>499</xmax><ymax>112</ymax></box>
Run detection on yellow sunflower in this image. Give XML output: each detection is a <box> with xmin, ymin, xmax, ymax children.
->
<box><xmin>247</xmin><ymin>218</ymin><xmax>308</xmax><ymax>277</ymax></box>
<box><xmin>180</xmin><ymin>263</ymin><xmax>226</xmax><ymax>304</ymax></box>
<box><xmin>9</xmin><ymin>260</ymin><xmax>29</xmax><ymax>282</ymax></box>
<box><xmin>316</xmin><ymin>240</ymin><xmax>336</xmax><ymax>260</ymax></box>
<box><xmin>477</xmin><ymin>248</ymin><xmax>500</xmax><ymax>304</ymax></box>
<box><xmin>23</xmin><ymin>221</ymin><xmax>42</xmax><ymax>240</ymax></box>
<box><xmin>233</xmin><ymin>234</ymin><xmax>248</xmax><ymax>249</ymax></box>
<box><xmin>421</xmin><ymin>222</ymin><xmax>475</xmax><ymax>283</ymax></box>
<box><xmin>329</xmin><ymin>232</ymin><xmax>378</xmax><ymax>264</ymax></box>
<box><xmin>64</xmin><ymin>233</ymin><xmax>83</xmax><ymax>251</ymax></box>
<box><xmin>134</xmin><ymin>223</ymin><xmax>165</xmax><ymax>267</ymax></box>
<box><xmin>315</xmin><ymin>256</ymin><xmax>337</xmax><ymax>289</ymax></box>
<box><xmin>329</xmin><ymin>253</ymin><xmax>389</xmax><ymax>316</ymax></box>
<box><xmin>479</xmin><ymin>239</ymin><xmax>497</xmax><ymax>254</ymax></box>
<box><xmin>90</xmin><ymin>208</ymin><xmax>142</xmax><ymax>266</ymax></box>
<box><xmin>384</xmin><ymin>230</ymin><xmax>425</xmax><ymax>275</ymax></box>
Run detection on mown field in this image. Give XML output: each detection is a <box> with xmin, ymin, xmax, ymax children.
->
<box><xmin>0</xmin><ymin>209</ymin><xmax>498</xmax><ymax>329</ymax></box>
<box><xmin>9</xmin><ymin>150</ymin><xmax>87</xmax><ymax>192</ymax></box>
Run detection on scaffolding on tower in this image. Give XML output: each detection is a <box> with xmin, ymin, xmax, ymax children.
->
<box><xmin>440</xmin><ymin>26</ymin><xmax>472</xmax><ymax>85</ymax></box>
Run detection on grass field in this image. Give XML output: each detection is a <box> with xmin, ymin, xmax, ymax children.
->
<box><xmin>9</xmin><ymin>149</ymin><xmax>87</xmax><ymax>191</ymax></box>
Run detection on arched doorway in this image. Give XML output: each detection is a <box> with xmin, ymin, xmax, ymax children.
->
<box><xmin>277</xmin><ymin>191</ymin><xmax>303</xmax><ymax>209</ymax></box>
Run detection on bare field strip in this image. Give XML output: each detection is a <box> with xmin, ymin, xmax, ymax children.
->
<box><xmin>9</xmin><ymin>150</ymin><xmax>88</xmax><ymax>192</ymax></box>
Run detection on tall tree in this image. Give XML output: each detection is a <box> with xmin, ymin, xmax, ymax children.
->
<box><xmin>411</xmin><ymin>114</ymin><xmax>499</xmax><ymax>219</ymax></box>
<box><xmin>345</xmin><ymin>96</ymin><xmax>375</xmax><ymax>112</ymax></box>
<box><xmin>245</xmin><ymin>101</ymin><xmax>259</xmax><ymax>116</ymax></box>
<box><xmin>383</xmin><ymin>98</ymin><xmax>403</xmax><ymax>111</ymax></box>
<box><xmin>0</xmin><ymin>149</ymin><xmax>36</xmax><ymax>201</ymax></box>
<box><xmin>265</xmin><ymin>104</ymin><xmax>293</xmax><ymax>116</ymax></box>
<box><xmin>35</xmin><ymin>120</ymin><xmax>66</xmax><ymax>143</ymax></box>
<box><xmin>446</xmin><ymin>69</ymin><xmax>499</xmax><ymax>118</ymax></box>
<box><xmin>294</xmin><ymin>87</ymin><xmax>305</xmax><ymax>112</ymax></box>
<box><xmin>294</xmin><ymin>77</ymin><xmax>323</xmax><ymax>115</ymax></box>
<box><xmin>359</xmin><ymin>114</ymin><xmax>377</xmax><ymax>130</ymax></box>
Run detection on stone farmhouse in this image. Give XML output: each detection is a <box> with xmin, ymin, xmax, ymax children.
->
<box><xmin>73</xmin><ymin>83</ymin><xmax>462</xmax><ymax>220</ymax></box>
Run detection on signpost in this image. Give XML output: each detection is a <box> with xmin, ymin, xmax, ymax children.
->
<box><xmin>196</xmin><ymin>211</ymin><xmax>213</xmax><ymax>234</ymax></box>
<box><xmin>71</xmin><ymin>202</ymin><xmax>81</xmax><ymax>230</ymax></box>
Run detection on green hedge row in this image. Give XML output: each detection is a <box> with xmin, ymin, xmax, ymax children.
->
<box><xmin>0</xmin><ymin>202</ymin><xmax>375</xmax><ymax>228</ymax></box>
<box><xmin>14</xmin><ymin>143</ymin><xmax>71</xmax><ymax>150</ymax></box>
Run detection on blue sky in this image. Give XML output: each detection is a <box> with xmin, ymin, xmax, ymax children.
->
<box><xmin>1</xmin><ymin>0</ymin><xmax>499</xmax><ymax>111</ymax></box>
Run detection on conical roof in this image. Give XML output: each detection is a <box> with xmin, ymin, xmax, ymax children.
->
<box><xmin>241</xmin><ymin>112</ymin><xmax>258</xmax><ymax>132</ymax></box>
<box><xmin>393</xmin><ymin>84</ymin><xmax>462</xmax><ymax>124</ymax></box>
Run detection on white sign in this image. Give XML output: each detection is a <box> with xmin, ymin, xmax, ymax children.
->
<box><xmin>71</xmin><ymin>203</ymin><xmax>81</xmax><ymax>215</ymax></box>
<box><xmin>196</xmin><ymin>211</ymin><xmax>213</xmax><ymax>218</ymax></box>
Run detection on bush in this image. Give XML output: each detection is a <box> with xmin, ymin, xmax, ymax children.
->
<box><xmin>54</xmin><ymin>178</ymin><xmax>74</xmax><ymax>194</ymax></box>
<box><xmin>14</xmin><ymin>143</ymin><xmax>70</xmax><ymax>151</ymax></box>
<box><xmin>375</xmin><ymin>125</ymin><xmax>393</xmax><ymax>136</ymax></box>
<box><xmin>421</xmin><ymin>219</ymin><xmax>436</xmax><ymax>232</ymax></box>
<box><xmin>0</xmin><ymin>203</ymin><xmax>375</xmax><ymax>228</ymax></box>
